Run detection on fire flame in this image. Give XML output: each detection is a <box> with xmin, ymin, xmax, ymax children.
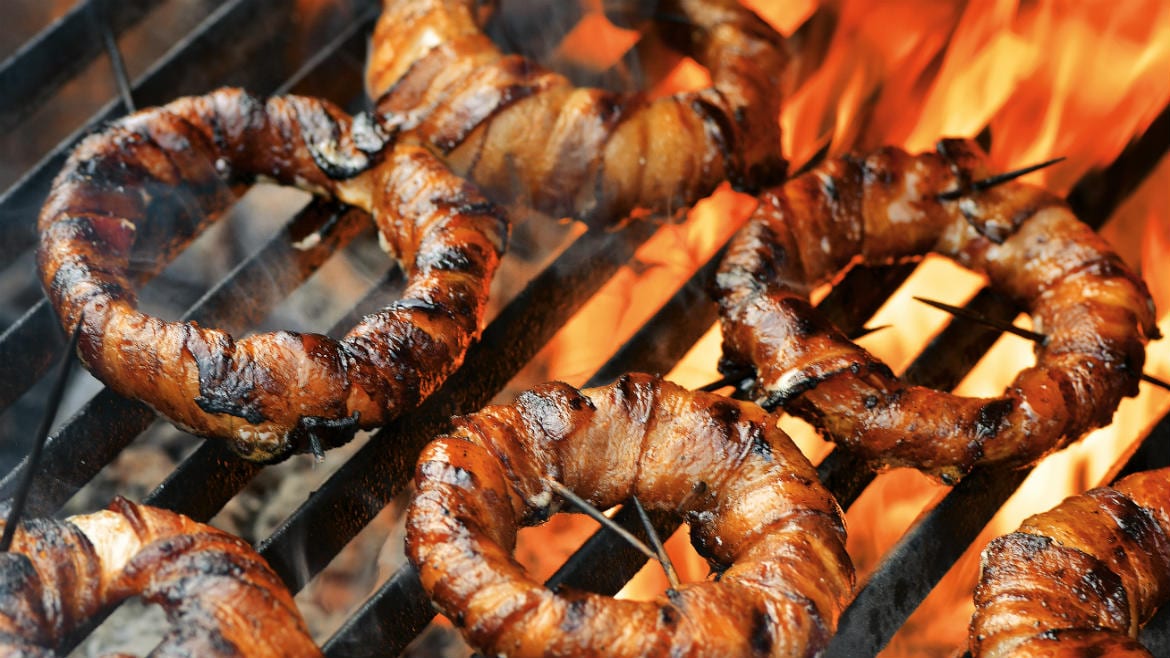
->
<box><xmin>502</xmin><ymin>0</ymin><xmax>1170</xmax><ymax>650</ymax></box>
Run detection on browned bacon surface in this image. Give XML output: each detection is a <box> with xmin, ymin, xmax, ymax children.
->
<box><xmin>716</xmin><ymin>139</ymin><xmax>1158</xmax><ymax>482</ymax></box>
<box><xmin>366</xmin><ymin>0</ymin><xmax>788</xmax><ymax>226</ymax></box>
<box><xmin>0</xmin><ymin>497</ymin><xmax>320</xmax><ymax>657</ymax></box>
<box><xmin>406</xmin><ymin>373</ymin><xmax>853</xmax><ymax>657</ymax></box>
<box><xmin>38</xmin><ymin>88</ymin><xmax>508</xmax><ymax>461</ymax></box>
<box><xmin>970</xmin><ymin>467</ymin><xmax>1170</xmax><ymax>657</ymax></box>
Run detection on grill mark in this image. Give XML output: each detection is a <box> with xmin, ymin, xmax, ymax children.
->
<box><xmin>749</xmin><ymin>607</ymin><xmax>773</xmax><ymax>655</ymax></box>
<box><xmin>975</xmin><ymin>397</ymin><xmax>1014</xmax><ymax>440</ymax></box>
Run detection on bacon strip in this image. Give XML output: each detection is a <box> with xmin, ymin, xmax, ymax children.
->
<box><xmin>406</xmin><ymin>373</ymin><xmax>853</xmax><ymax>657</ymax></box>
<box><xmin>716</xmin><ymin>139</ymin><xmax>1158</xmax><ymax>482</ymax></box>
<box><xmin>366</xmin><ymin>0</ymin><xmax>788</xmax><ymax>226</ymax></box>
<box><xmin>38</xmin><ymin>88</ymin><xmax>508</xmax><ymax>461</ymax></box>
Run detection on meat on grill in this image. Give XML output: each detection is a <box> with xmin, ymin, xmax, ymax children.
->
<box><xmin>366</xmin><ymin>0</ymin><xmax>788</xmax><ymax>226</ymax></box>
<box><xmin>970</xmin><ymin>467</ymin><xmax>1170</xmax><ymax>657</ymax></box>
<box><xmin>0</xmin><ymin>497</ymin><xmax>320</xmax><ymax>657</ymax></box>
<box><xmin>406</xmin><ymin>373</ymin><xmax>854</xmax><ymax>657</ymax></box>
<box><xmin>716</xmin><ymin>139</ymin><xmax>1159</xmax><ymax>483</ymax></box>
<box><xmin>37</xmin><ymin>88</ymin><xmax>508</xmax><ymax>462</ymax></box>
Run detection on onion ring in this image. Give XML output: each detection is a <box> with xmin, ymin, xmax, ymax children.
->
<box><xmin>366</xmin><ymin>0</ymin><xmax>788</xmax><ymax>225</ymax></box>
<box><xmin>716</xmin><ymin>139</ymin><xmax>1159</xmax><ymax>482</ymax></box>
<box><xmin>406</xmin><ymin>373</ymin><xmax>853</xmax><ymax>657</ymax></box>
<box><xmin>38</xmin><ymin>88</ymin><xmax>508</xmax><ymax>461</ymax></box>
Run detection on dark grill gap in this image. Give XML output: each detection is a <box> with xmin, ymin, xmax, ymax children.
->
<box><xmin>1</xmin><ymin>2</ymin><xmax>1169</xmax><ymax>656</ymax></box>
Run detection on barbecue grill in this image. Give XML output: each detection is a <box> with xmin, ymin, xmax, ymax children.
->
<box><xmin>2</xmin><ymin>1</ymin><xmax>1170</xmax><ymax>656</ymax></box>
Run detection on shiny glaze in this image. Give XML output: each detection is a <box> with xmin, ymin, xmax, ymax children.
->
<box><xmin>37</xmin><ymin>88</ymin><xmax>508</xmax><ymax>461</ymax></box>
<box><xmin>971</xmin><ymin>467</ymin><xmax>1170</xmax><ymax>657</ymax></box>
<box><xmin>716</xmin><ymin>139</ymin><xmax>1158</xmax><ymax>482</ymax></box>
<box><xmin>366</xmin><ymin>0</ymin><xmax>788</xmax><ymax>226</ymax></box>
<box><xmin>406</xmin><ymin>373</ymin><xmax>853</xmax><ymax>657</ymax></box>
<box><xmin>0</xmin><ymin>498</ymin><xmax>319</xmax><ymax>657</ymax></box>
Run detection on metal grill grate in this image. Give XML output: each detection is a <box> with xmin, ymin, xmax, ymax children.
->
<box><xmin>2</xmin><ymin>2</ymin><xmax>1170</xmax><ymax>656</ymax></box>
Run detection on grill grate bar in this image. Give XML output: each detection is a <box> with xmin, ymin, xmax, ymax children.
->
<box><xmin>0</xmin><ymin>0</ymin><xmax>172</xmax><ymax>132</ymax></box>
<box><xmin>0</xmin><ymin>201</ymin><xmax>368</xmax><ymax>516</ymax></box>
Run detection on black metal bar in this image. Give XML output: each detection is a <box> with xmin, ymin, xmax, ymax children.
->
<box><xmin>586</xmin><ymin>246</ymin><xmax>725</xmax><ymax>385</ymax></box>
<box><xmin>323</xmin><ymin>564</ymin><xmax>433</xmax><ymax>658</ymax></box>
<box><xmin>0</xmin><ymin>0</ymin><xmax>377</xmax><ymax>264</ymax></box>
<box><xmin>0</xmin><ymin>0</ymin><xmax>168</xmax><ymax>131</ymax></box>
<box><xmin>256</xmin><ymin>220</ymin><xmax>661</xmax><ymax>592</ymax></box>
<box><xmin>1067</xmin><ymin>99</ymin><xmax>1170</xmax><ymax>224</ymax></box>
<box><xmin>824</xmin><ymin>465</ymin><xmax>1033</xmax><ymax>657</ymax></box>
<box><xmin>0</xmin><ymin>300</ymin><xmax>64</xmax><ymax>415</ymax></box>
<box><xmin>0</xmin><ymin>201</ymin><xmax>367</xmax><ymax>516</ymax></box>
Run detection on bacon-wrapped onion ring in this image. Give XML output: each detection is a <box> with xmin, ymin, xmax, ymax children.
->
<box><xmin>366</xmin><ymin>0</ymin><xmax>788</xmax><ymax>226</ymax></box>
<box><xmin>970</xmin><ymin>467</ymin><xmax>1170</xmax><ymax>657</ymax></box>
<box><xmin>406</xmin><ymin>373</ymin><xmax>853</xmax><ymax>657</ymax></box>
<box><xmin>716</xmin><ymin>139</ymin><xmax>1159</xmax><ymax>482</ymax></box>
<box><xmin>37</xmin><ymin>88</ymin><xmax>508</xmax><ymax>462</ymax></box>
<box><xmin>0</xmin><ymin>497</ymin><xmax>320</xmax><ymax>656</ymax></box>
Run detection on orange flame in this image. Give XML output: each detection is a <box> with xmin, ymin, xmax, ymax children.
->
<box><xmin>499</xmin><ymin>0</ymin><xmax>1170</xmax><ymax>650</ymax></box>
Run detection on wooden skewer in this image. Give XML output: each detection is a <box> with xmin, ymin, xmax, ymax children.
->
<box><xmin>631</xmin><ymin>495</ymin><xmax>680</xmax><ymax>590</ymax></box>
<box><xmin>0</xmin><ymin>321</ymin><xmax>82</xmax><ymax>552</ymax></box>
<box><xmin>545</xmin><ymin>480</ymin><xmax>659</xmax><ymax>564</ymax></box>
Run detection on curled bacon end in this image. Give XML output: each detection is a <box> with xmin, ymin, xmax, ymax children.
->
<box><xmin>406</xmin><ymin>373</ymin><xmax>853</xmax><ymax>657</ymax></box>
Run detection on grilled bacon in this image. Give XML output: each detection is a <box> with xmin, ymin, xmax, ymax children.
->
<box><xmin>38</xmin><ymin>88</ymin><xmax>508</xmax><ymax>462</ymax></box>
<box><xmin>406</xmin><ymin>373</ymin><xmax>854</xmax><ymax>657</ymax></box>
<box><xmin>716</xmin><ymin>139</ymin><xmax>1158</xmax><ymax>482</ymax></box>
<box><xmin>366</xmin><ymin>0</ymin><xmax>788</xmax><ymax>226</ymax></box>
<box><xmin>0</xmin><ymin>497</ymin><xmax>320</xmax><ymax>657</ymax></box>
<box><xmin>970</xmin><ymin>467</ymin><xmax>1170</xmax><ymax>657</ymax></box>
